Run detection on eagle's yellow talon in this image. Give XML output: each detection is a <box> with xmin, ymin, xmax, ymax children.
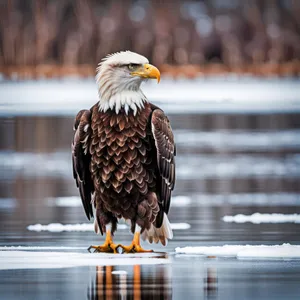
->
<box><xmin>88</xmin><ymin>230</ymin><xmax>120</xmax><ymax>254</ymax></box>
<box><xmin>120</xmin><ymin>245</ymin><xmax>153</xmax><ymax>254</ymax></box>
<box><xmin>119</xmin><ymin>232</ymin><xmax>153</xmax><ymax>253</ymax></box>
<box><xmin>88</xmin><ymin>243</ymin><xmax>120</xmax><ymax>253</ymax></box>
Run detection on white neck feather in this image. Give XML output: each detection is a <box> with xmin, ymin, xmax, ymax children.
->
<box><xmin>96</xmin><ymin>65</ymin><xmax>148</xmax><ymax>115</ymax></box>
<box><xmin>99</xmin><ymin>90</ymin><xmax>147</xmax><ymax>115</ymax></box>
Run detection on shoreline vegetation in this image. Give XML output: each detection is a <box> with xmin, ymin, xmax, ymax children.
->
<box><xmin>1</xmin><ymin>61</ymin><xmax>300</xmax><ymax>80</ymax></box>
<box><xmin>1</xmin><ymin>1</ymin><xmax>300</xmax><ymax>80</ymax></box>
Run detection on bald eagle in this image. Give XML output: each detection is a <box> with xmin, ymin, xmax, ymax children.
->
<box><xmin>72</xmin><ymin>51</ymin><xmax>175</xmax><ymax>253</ymax></box>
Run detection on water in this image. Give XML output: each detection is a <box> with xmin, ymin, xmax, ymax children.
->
<box><xmin>0</xmin><ymin>79</ymin><xmax>300</xmax><ymax>299</ymax></box>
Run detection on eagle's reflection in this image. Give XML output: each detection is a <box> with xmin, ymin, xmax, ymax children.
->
<box><xmin>88</xmin><ymin>264</ymin><xmax>172</xmax><ymax>299</ymax></box>
<box><xmin>204</xmin><ymin>268</ymin><xmax>218</xmax><ymax>296</ymax></box>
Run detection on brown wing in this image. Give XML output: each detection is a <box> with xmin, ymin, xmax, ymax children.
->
<box><xmin>72</xmin><ymin>109</ymin><xmax>94</xmax><ymax>220</ymax></box>
<box><xmin>151</xmin><ymin>109</ymin><xmax>176</xmax><ymax>224</ymax></box>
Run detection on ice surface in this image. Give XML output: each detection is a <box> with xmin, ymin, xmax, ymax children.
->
<box><xmin>0</xmin><ymin>251</ymin><xmax>170</xmax><ymax>270</ymax></box>
<box><xmin>27</xmin><ymin>222</ymin><xmax>191</xmax><ymax>232</ymax></box>
<box><xmin>1</xmin><ymin>78</ymin><xmax>300</xmax><ymax>116</ymax></box>
<box><xmin>0</xmin><ymin>246</ymin><xmax>86</xmax><ymax>250</ymax></box>
<box><xmin>223</xmin><ymin>213</ymin><xmax>300</xmax><ymax>224</ymax></box>
<box><xmin>176</xmin><ymin>243</ymin><xmax>300</xmax><ymax>259</ymax></box>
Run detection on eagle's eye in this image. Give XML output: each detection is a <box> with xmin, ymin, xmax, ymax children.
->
<box><xmin>128</xmin><ymin>63</ymin><xmax>139</xmax><ymax>71</ymax></box>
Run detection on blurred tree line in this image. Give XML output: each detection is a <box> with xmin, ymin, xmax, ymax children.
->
<box><xmin>0</xmin><ymin>0</ymin><xmax>300</xmax><ymax>68</ymax></box>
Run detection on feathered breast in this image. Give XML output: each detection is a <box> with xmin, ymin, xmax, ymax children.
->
<box><xmin>89</xmin><ymin>103</ymin><xmax>157</xmax><ymax>200</ymax></box>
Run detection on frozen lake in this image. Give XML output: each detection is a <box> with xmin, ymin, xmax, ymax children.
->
<box><xmin>0</xmin><ymin>78</ymin><xmax>300</xmax><ymax>299</ymax></box>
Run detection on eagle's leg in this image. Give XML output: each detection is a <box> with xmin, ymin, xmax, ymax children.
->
<box><xmin>119</xmin><ymin>232</ymin><xmax>153</xmax><ymax>254</ymax></box>
<box><xmin>88</xmin><ymin>230</ymin><xmax>120</xmax><ymax>253</ymax></box>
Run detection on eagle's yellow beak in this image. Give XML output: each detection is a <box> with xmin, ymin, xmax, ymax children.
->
<box><xmin>131</xmin><ymin>64</ymin><xmax>160</xmax><ymax>83</ymax></box>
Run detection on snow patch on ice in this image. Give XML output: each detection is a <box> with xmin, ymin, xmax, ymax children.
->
<box><xmin>0</xmin><ymin>251</ymin><xmax>169</xmax><ymax>270</ymax></box>
<box><xmin>177</xmin><ymin>245</ymin><xmax>248</xmax><ymax>256</ymax></box>
<box><xmin>176</xmin><ymin>243</ymin><xmax>300</xmax><ymax>259</ymax></box>
<box><xmin>27</xmin><ymin>223</ymin><xmax>127</xmax><ymax>232</ymax></box>
<box><xmin>170</xmin><ymin>223</ymin><xmax>191</xmax><ymax>230</ymax></box>
<box><xmin>27</xmin><ymin>222</ymin><xmax>191</xmax><ymax>232</ymax></box>
<box><xmin>223</xmin><ymin>213</ymin><xmax>300</xmax><ymax>224</ymax></box>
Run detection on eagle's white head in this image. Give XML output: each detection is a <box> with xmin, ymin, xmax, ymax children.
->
<box><xmin>96</xmin><ymin>51</ymin><xmax>160</xmax><ymax>115</ymax></box>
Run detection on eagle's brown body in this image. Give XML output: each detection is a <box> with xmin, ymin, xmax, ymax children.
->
<box><xmin>72</xmin><ymin>102</ymin><xmax>175</xmax><ymax>239</ymax></box>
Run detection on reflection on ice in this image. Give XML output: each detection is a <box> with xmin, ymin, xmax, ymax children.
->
<box><xmin>88</xmin><ymin>264</ymin><xmax>172</xmax><ymax>299</ymax></box>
